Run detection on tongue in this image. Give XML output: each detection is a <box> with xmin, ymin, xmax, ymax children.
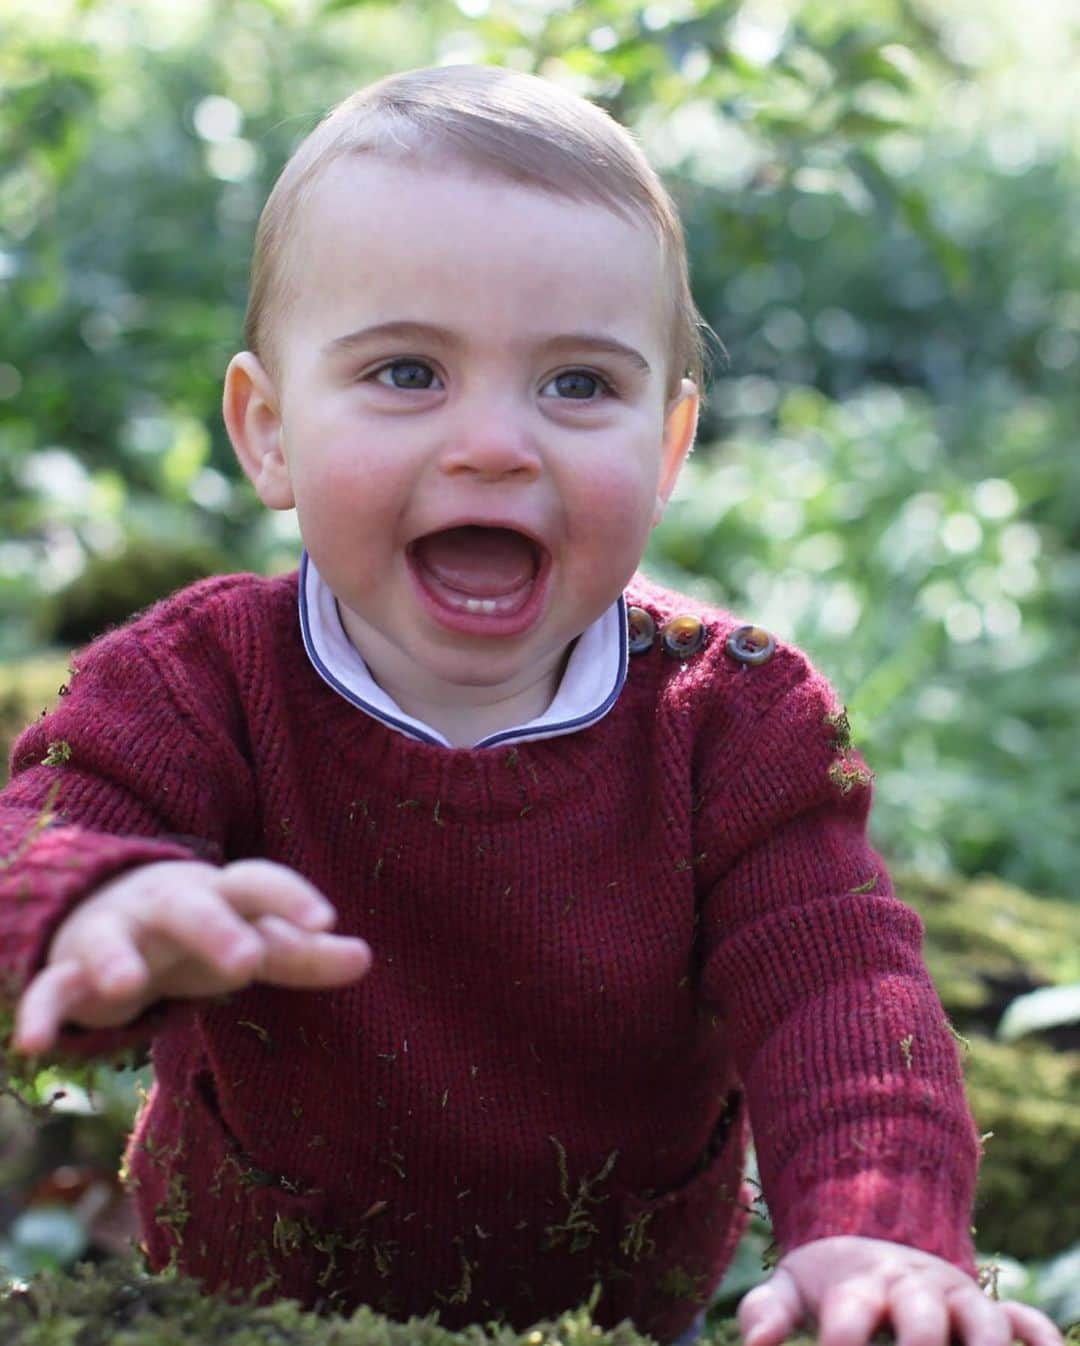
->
<box><xmin>413</xmin><ymin>526</ymin><xmax>537</xmax><ymax>597</ymax></box>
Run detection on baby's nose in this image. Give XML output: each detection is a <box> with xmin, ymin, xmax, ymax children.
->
<box><xmin>437</xmin><ymin>406</ymin><xmax>542</xmax><ymax>481</ymax></box>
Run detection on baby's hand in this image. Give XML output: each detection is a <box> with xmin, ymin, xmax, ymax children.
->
<box><xmin>737</xmin><ymin>1236</ymin><xmax>1063</xmax><ymax>1346</ymax></box>
<box><xmin>12</xmin><ymin>858</ymin><xmax>372</xmax><ymax>1055</ymax></box>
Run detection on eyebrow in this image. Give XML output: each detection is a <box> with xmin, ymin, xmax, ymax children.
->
<box><xmin>322</xmin><ymin>320</ymin><xmax>651</xmax><ymax>373</ymax></box>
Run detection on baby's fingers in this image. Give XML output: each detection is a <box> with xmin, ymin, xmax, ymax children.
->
<box><xmin>14</xmin><ymin>961</ymin><xmax>92</xmax><ymax>1055</ymax></box>
<box><xmin>215</xmin><ymin>860</ymin><xmax>337</xmax><ymax>931</ymax></box>
<box><xmin>738</xmin><ymin>1267</ymin><xmax>804</xmax><ymax>1346</ymax></box>
<box><xmin>887</xmin><ymin>1279</ymin><xmax>950</xmax><ymax>1346</ymax></box>
<box><xmin>944</xmin><ymin>1286</ymin><xmax>1010</xmax><ymax>1346</ymax></box>
<box><xmin>132</xmin><ymin>888</ymin><xmax>267</xmax><ymax>983</ymax></box>
<box><xmin>251</xmin><ymin>915</ymin><xmax>372</xmax><ymax>988</ymax></box>
<box><xmin>1001</xmin><ymin>1300</ymin><xmax>1065</xmax><ymax>1346</ymax></box>
<box><xmin>816</xmin><ymin>1277</ymin><xmax>887</xmax><ymax>1346</ymax></box>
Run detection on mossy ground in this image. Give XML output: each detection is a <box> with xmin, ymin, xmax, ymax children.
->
<box><xmin>3</xmin><ymin>1258</ymin><xmax>1078</xmax><ymax>1346</ymax></box>
<box><xmin>0</xmin><ymin>1257</ymin><xmax>754</xmax><ymax>1346</ymax></box>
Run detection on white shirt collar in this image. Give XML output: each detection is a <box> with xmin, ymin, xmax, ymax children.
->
<box><xmin>298</xmin><ymin>552</ymin><xmax>628</xmax><ymax>749</ymax></box>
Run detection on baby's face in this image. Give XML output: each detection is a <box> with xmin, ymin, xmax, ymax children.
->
<box><xmin>250</xmin><ymin>156</ymin><xmax>696</xmax><ymax>710</ymax></box>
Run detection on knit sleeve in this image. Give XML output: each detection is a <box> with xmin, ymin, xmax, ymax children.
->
<box><xmin>0</xmin><ymin>598</ymin><xmax>259</xmax><ymax>1055</ymax></box>
<box><xmin>693</xmin><ymin>653</ymin><xmax>980</xmax><ymax>1275</ymax></box>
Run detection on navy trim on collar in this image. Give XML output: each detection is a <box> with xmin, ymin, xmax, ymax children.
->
<box><xmin>297</xmin><ymin>551</ymin><xmax>628</xmax><ymax>750</ymax></box>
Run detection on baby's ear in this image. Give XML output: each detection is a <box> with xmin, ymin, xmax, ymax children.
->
<box><xmin>223</xmin><ymin>351</ymin><xmax>295</xmax><ymax>510</ymax></box>
<box><xmin>653</xmin><ymin>378</ymin><xmax>699</xmax><ymax>525</ymax></box>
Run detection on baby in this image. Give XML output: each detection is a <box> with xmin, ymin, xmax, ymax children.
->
<box><xmin>0</xmin><ymin>65</ymin><xmax>1061</xmax><ymax>1346</ymax></box>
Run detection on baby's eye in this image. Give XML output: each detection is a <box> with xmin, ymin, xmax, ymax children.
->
<box><xmin>540</xmin><ymin>370</ymin><xmax>613</xmax><ymax>400</ymax></box>
<box><xmin>373</xmin><ymin>361</ymin><xmax>441</xmax><ymax>390</ymax></box>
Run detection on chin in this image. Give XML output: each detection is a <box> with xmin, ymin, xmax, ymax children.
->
<box><xmin>430</xmin><ymin>657</ymin><xmax>533</xmax><ymax>690</ymax></box>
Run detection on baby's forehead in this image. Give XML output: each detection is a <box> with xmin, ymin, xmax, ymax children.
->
<box><xmin>292</xmin><ymin>155</ymin><xmax>667</xmax><ymax>300</ymax></box>
<box><xmin>299</xmin><ymin>150</ymin><xmax>652</xmax><ymax>240</ymax></box>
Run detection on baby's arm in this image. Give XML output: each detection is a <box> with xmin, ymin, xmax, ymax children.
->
<box><xmin>738</xmin><ymin>1235</ymin><xmax>1063</xmax><ymax>1346</ymax></box>
<box><xmin>13</xmin><ymin>857</ymin><xmax>372</xmax><ymax>1055</ymax></box>
<box><xmin>690</xmin><ymin>647</ymin><xmax>1062</xmax><ymax>1346</ymax></box>
<box><xmin>0</xmin><ymin>581</ymin><xmax>304</xmax><ymax>1052</ymax></box>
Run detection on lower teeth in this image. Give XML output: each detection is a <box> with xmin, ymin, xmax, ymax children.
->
<box><xmin>465</xmin><ymin>598</ymin><xmax>497</xmax><ymax>614</ymax></box>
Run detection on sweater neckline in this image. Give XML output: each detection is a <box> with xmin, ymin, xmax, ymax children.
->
<box><xmin>297</xmin><ymin>551</ymin><xmax>629</xmax><ymax>750</ymax></box>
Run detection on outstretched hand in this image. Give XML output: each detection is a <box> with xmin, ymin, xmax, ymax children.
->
<box><xmin>737</xmin><ymin>1236</ymin><xmax>1063</xmax><ymax>1346</ymax></box>
<box><xmin>13</xmin><ymin>858</ymin><xmax>373</xmax><ymax>1055</ymax></box>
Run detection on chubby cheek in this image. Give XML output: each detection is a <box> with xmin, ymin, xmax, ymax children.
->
<box><xmin>287</xmin><ymin>435</ymin><xmax>404</xmax><ymax>542</ymax></box>
<box><xmin>562</xmin><ymin>459</ymin><xmax>658</xmax><ymax>583</ymax></box>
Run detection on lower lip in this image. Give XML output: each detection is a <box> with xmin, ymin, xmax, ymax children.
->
<box><xmin>407</xmin><ymin>550</ymin><xmax>551</xmax><ymax>638</ymax></box>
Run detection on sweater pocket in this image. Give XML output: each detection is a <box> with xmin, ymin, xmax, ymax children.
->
<box><xmin>608</xmin><ymin>1091</ymin><xmax>751</xmax><ymax>1342</ymax></box>
<box><xmin>139</xmin><ymin>1067</ymin><xmax>337</xmax><ymax>1306</ymax></box>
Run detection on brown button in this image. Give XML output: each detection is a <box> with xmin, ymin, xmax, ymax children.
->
<box><xmin>726</xmin><ymin>624</ymin><xmax>775</xmax><ymax>665</ymax></box>
<box><xmin>627</xmin><ymin>606</ymin><xmax>656</xmax><ymax>655</ymax></box>
<box><xmin>660</xmin><ymin>614</ymin><xmax>706</xmax><ymax>659</ymax></box>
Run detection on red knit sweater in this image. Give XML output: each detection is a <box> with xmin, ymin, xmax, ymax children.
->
<box><xmin>0</xmin><ymin>571</ymin><xmax>979</xmax><ymax>1342</ymax></box>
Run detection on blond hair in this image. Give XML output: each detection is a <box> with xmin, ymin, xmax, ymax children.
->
<box><xmin>245</xmin><ymin>64</ymin><xmax>707</xmax><ymax>397</ymax></box>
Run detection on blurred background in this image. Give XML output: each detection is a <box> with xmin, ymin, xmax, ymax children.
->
<box><xmin>0</xmin><ymin>0</ymin><xmax>1077</xmax><ymax>1328</ymax></box>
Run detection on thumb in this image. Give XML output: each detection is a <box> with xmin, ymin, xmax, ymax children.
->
<box><xmin>738</xmin><ymin>1267</ymin><xmax>804</xmax><ymax>1346</ymax></box>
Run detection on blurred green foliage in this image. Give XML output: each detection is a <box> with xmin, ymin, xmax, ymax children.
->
<box><xmin>0</xmin><ymin>0</ymin><xmax>1076</xmax><ymax>896</ymax></box>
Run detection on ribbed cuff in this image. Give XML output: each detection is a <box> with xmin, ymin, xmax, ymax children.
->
<box><xmin>0</xmin><ymin>828</ymin><xmax>203</xmax><ymax>1061</ymax></box>
<box><xmin>770</xmin><ymin>1163</ymin><xmax>978</xmax><ymax>1277</ymax></box>
<box><xmin>1</xmin><ymin>824</ymin><xmax>203</xmax><ymax>997</ymax></box>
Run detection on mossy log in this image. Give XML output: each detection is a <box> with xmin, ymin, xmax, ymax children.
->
<box><xmin>896</xmin><ymin>872</ymin><xmax>1080</xmax><ymax>1262</ymax></box>
<box><xmin>963</xmin><ymin>1037</ymin><xmax>1079</xmax><ymax>1260</ymax></box>
<box><xmin>899</xmin><ymin>872</ymin><xmax>1079</xmax><ymax>1037</ymax></box>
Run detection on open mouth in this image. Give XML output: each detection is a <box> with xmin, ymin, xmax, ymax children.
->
<box><xmin>406</xmin><ymin>525</ymin><xmax>549</xmax><ymax>634</ymax></box>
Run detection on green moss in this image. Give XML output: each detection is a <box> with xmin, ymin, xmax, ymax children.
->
<box><xmin>898</xmin><ymin>871</ymin><xmax>1080</xmax><ymax>1261</ymax></box>
<box><xmin>543</xmin><ymin>1140</ymin><xmax>619</xmax><ymax>1255</ymax></box>
<box><xmin>964</xmin><ymin>1038</ymin><xmax>1080</xmax><ymax>1259</ymax></box>
<box><xmin>897</xmin><ymin>872</ymin><xmax>1080</xmax><ymax>1022</ymax></box>
<box><xmin>5</xmin><ymin>1258</ymin><xmax>1059</xmax><ymax>1344</ymax></box>
<box><xmin>39</xmin><ymin>740</ymin><xmax>72</xmax><ymax>767</ymax></box>
<box><xmin>0</xmin><ymin>1258</ymin><xmax>759</xmax><ymax>1346</ymax></box>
